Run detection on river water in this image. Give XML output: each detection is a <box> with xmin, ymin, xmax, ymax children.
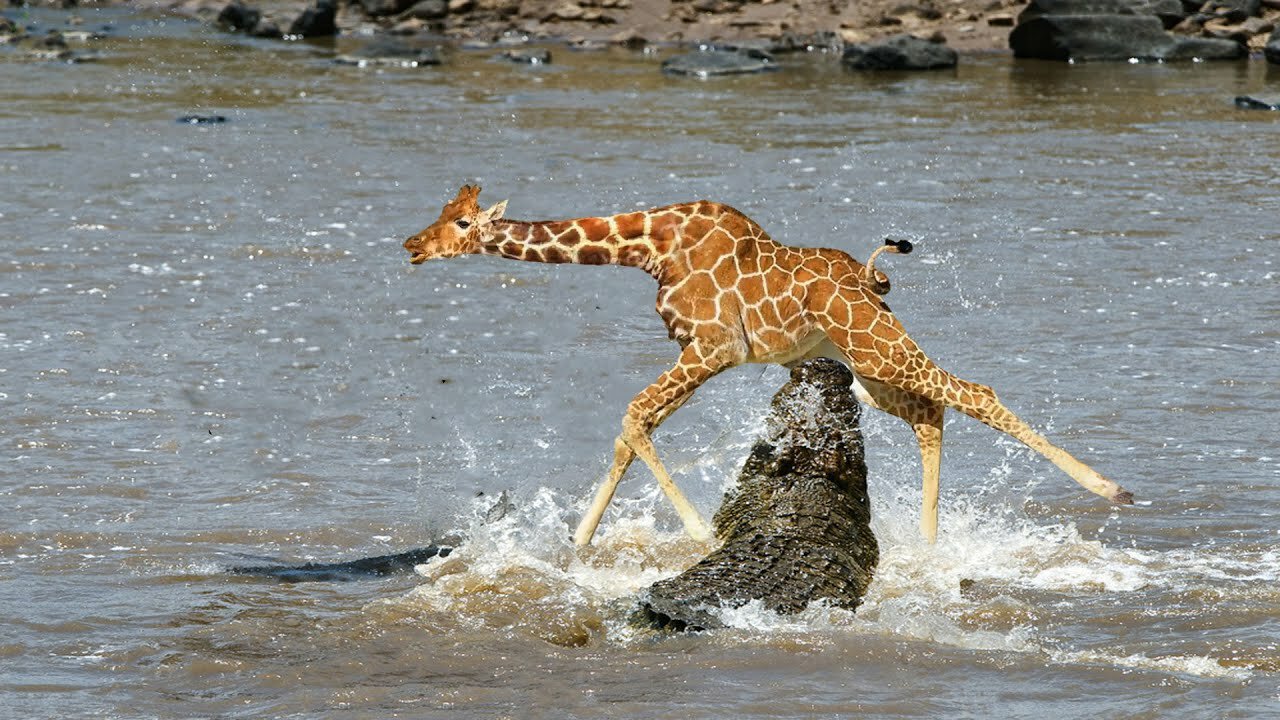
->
<box><xmin>2</xmin><ymin>7</ymin><xmax>1279</xmax><ymax>718</ymax></box>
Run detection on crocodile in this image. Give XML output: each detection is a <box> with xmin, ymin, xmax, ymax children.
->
<box><xmin>639</xmin><ymin>357</ymin><xmax>879</xmax><ymax>631</ymax></box>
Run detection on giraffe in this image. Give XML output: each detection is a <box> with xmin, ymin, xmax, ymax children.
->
<box><xmin>402</xmin><ymin>185</ymin><xmax>1135</xmax><ymax>546</ymax></box>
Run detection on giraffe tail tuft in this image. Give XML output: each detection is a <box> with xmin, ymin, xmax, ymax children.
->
<box><xmin>864</xmin><ymin>237</ymin><xmax>914</xmax><ymax>295</ymax></box>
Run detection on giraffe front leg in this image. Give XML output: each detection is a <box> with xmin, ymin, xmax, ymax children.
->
<box><xmin>572</xmin><ymin>342</ymin><xmax>739</xmax><ymax>546</ymax></box>
<box><xmin>618</xmin><ymin>414</ymin><xmax>712</xmax><ymax>543</ymax></box>
<box><xmin>572</xmin><ymin>437</ymin><xmax>635</xmax><ymax>546</ymax></box>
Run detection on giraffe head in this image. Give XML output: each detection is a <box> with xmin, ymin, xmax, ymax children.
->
<box><xmin>404</xmin><ymin>184</ymin><xmax>508</xmax><ymax>264</ymax></box>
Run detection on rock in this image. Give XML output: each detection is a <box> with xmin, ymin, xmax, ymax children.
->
<box><xmin>567</xmin><ymin>36</ymin><xmax>609</xmax><ymax>50</ymax></box>
<box><xmin>335</xmin><ymin>37</ymin><xmax>442</xmax><ymax>65</ymax></box>
<box><xmin>841</xmin><ymin>33</ymin><xmax>958</xmax><ymax>69</ymax></box>
<box><xmin>1017</xmin><ymin>0</ymin><xmax>1188</xmax><ymax>28</ymax></box>
<box><xmin>660</xmin><ymin>47</ymin><xmax>778</xmax><ymax>76</ymax></box>
<box><xmin>352</xmin><ymin>0</ymin><xmax>418</xmax><ymax>16</ymax></box>
<box><xmin>1268</xmin><ymin>26</ymin><xmax>1280</xmax><ymax>62</ymax></box>
<box><xmin>1009</xmin><ymin>12</ymin><xmax>1245</xmax><ymax>60</ymax></box>
<box><xmin>212</xmin><ymin>0</ymin><xmax>282</xmax><ymax>37</ymax></box>
<box><xmin>609</xmin><ymin>28</ymin><xmax>649</xmax><ymax>48</ymax></box>
<box><xmin>287</xmin><ymin>0</ymin><xmax>338</xmax><ymax>37</ymax></box>
<box><xmin>1238</xmin><ymin>16</ymin><xmax>1274</xmax><ymax>34</ymax></box>
<box><xmin>0</xmin><ymin>17</ymin><xmax>22</xmax><ymax>40</ymax></box>
<box><xmin>637</xmin><ymin>358</ymin><xmax>879</xmax><ymax>632</ymax></box>
<box><xmin>250</xmin><ymin>18</ymin><xmax>282</xmax><ymax>37</ymax></box>
<box><xmin>1202</xmin><ymin>0</ymin><xmax>1262</xmax><ymax>22</ymax></box>
<box><xmin>545</xmin><ymin>0</ymin><xmax>586</xmax><ymax>19</ymax></box>
<box><xmin>769</xmin><ymin>30</ymin><xmax>843</xmax><ymax>53</ymax></box>
<box><xmin>402</xmin><ymin>0</ymin><xmax>448</xmax><ymax>19</ymax></box>
<box><xmin>18</xmin><ymin>29</ymin><xmax>92</xmax><ymax>62</ymax></box>
<box><xmin>1233</xmin><ymin>95</ymin><xmax>1279</xmax><ymax>109</ymax></box>
<box><xmin>215</xmin><ymin>1</ymin><xmax>261</xmax><ymax>32</ymax></box>
<box><xmin>499</xmin><ymin>47</ymin><xmax>551</xmax><ymax>63</ymax></box>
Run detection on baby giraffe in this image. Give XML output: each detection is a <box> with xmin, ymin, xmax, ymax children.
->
<box><xmin>403</xmin><ymin>185</ymin><xmax>1134</xmax><ymax>546</ymax></box>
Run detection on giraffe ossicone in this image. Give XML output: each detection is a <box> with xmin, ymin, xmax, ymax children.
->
<box><xmin>403</xmin><ymin>184</ymin><xmax>1134</xmax><ymax>547</ymax></box>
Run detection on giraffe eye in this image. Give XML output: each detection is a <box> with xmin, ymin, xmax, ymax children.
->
<box><xmin>455</xmin><ymin>219</ymin><xmax>471</xmax><ymax>229</ymax></box>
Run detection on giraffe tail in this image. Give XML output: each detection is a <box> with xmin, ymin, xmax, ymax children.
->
<box><xmin>864</xmin><ymin>238</ymin><xmax>913</xmax><ymax>295</ymax></box>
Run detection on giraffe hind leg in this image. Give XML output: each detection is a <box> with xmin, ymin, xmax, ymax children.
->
<box><xmin>893</xmin><ymin>365</ymin><xmax>1132</xmax><ymax>504</ymax></box>
<box><xmin>793</xmin><ymin>341</ymin><xmax>946</xmax><ymax>543</ymax></box>
<box><xmin>825</xmin><ymin>315</ymin><xmax>1133</xmax><ymax>506</ymax></box>
<box><xmin>851</xmin><ymin>376</ymin><xmax>945</xmax><ymax>544</ymax></box>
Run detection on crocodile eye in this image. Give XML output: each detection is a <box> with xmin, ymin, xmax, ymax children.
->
<box><xmin>455</xmin><ymin>219</ymin><xmax>471</xmax><ymax>229</ymax></box>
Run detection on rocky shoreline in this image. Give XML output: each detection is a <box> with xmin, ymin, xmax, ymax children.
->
<box><xmin>4</xmin><ymin>0</ymin><xmax>1280</xmax><ymax>61</ymax></box>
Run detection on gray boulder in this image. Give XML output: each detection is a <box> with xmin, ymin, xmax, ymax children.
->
<box><xmin>1009</xmin><ymin>2</ymin><xmax>1246</xmax><ymax>61</ymax></box>
<box><xmin>661</xmin><ymin>47</ymin><xmax>777</xmax><ymax>77</ymax></box>
<box><xmin>1016</xmin><ymin>0</ymin><xmax>1187</xmax><ymax>27</ymax></box>
<box><xmin>1267</xmin><ymin>26</ymin><xmax>1280</xmax><ymax>64</ymax></box>
<box><xmin>638</xmin><ymin>358</ymin><xmax>879</xmax><ymax>631</ymax></box>
<box><xmin>841</xmin><ymin>34</ymin><xmax>958</xmax><ymax>70</ymax></box>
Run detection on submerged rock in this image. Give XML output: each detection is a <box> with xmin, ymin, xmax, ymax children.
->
<box><xmin>841</xmin><ymin>34</ymin><xmax>958</xmax><ymax>70</ymax></box>
<box><xmin>638</xmin><ymin>358</ymin><xmax>879</xmax><ymax>631</ymax></box>
<box><xmin>335</xmin><ymin>37</ymin><xmax>442</xmax><ymax>66</ymax></box>
<box><xmin>660</xmin><ymin>47</ymin><xmax>777</xmax><ymax>77</ymax></box>
<box><xmin>499</xmin><ymin>47</ymin><xmax>551</xmax><ymax>64</ymax></box>
<box><xmin>15</xmin><ymin>29</ymin><xmax>95</xmax><ymax>62</ymax></box>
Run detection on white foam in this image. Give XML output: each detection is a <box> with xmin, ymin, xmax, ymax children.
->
<box><xmin>393</xmin><ymin>460</ymin><xmax>1274</xmax><ymax>679</ymax></box>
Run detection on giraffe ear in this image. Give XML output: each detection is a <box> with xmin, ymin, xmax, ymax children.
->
<box><xmin>480</xmin><ymin>199</ymin><xmax>507</xmax><ymax>224</ymax></box>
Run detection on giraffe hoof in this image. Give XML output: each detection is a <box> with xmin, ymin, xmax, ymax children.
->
<box><xmin>1110</xmin><ymin>490</ymin><xmax>1135</xmax><ymax>505</ymax></box>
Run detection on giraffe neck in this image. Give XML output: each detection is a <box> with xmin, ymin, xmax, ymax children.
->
<box><xmin>477</xmin><ymin>213</ymin><xmax>666</xmax><ymax>277</ymax></box>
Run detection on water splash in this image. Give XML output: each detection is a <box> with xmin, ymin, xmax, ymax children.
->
<box><xmin>381</xmin><ymin>472</ymin><xmax>1275</xmax><ymax>679</ymax></box>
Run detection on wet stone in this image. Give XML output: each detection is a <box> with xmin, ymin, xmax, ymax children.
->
<box><xmin>660</xmin><ymin>47</ymin><xmax>777</xmax><ymax>77</ymax></box>
<box><xmin>335</xmin><ymin>37</ymin><xmax>442</xmax><ymax>66</ymax></box>
<box><xmin>1008</xmin><ymin>0</ymin><xmax>1246</xmax><ymax>61</ymax></box>
<box><xmin>401</xmin><ymin>0</ymin><xmax>448</xmax><ymax>19</ymax></box>
<box><xmin>499</xmin><ymin>47</ymin><xmax>551</xmax><ymax>63</ymax></box>
<box><xmin>841</xmin><ymin>33</ymin><xmax>958</xmax><ymax>69</ymax></box>
<box><xmin>287</xmin><ymin>0</ymin><xmax>338</xmax><ymax>38</ymax></box>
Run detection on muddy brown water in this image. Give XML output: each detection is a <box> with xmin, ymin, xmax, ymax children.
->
<box><xmin>3</xmin><ymin>7</ymin><xmax>1280</xmax><ymax>718</ymax></box>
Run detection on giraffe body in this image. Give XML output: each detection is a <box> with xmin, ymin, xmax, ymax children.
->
<box><xmin>404</xmin><ymin>185</ymin><xmax>1134</xmax><ymax>546</ymax></box>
